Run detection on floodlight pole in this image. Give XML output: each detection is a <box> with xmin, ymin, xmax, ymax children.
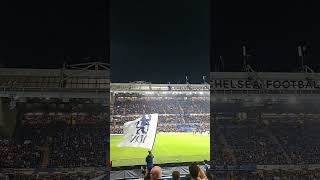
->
<box><xmin>219</xmin><ymin>56</ymin><xmax>225</xmax><ymax>72</ymax></box>
<box><xmin>298</xmin><ymin>46</ymin><xmax>304</xmax><ymax>72</ymax></box>
<box><xmin>242</xmin><ymin>46</ymin><xmax>247</xmax><ymax>71</ymax></box>
<box><xmin>151</xmin><ymin>117</ymin><xmax>159</xmax><ymax>151</ymax></box>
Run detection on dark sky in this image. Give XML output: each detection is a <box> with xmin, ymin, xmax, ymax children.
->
<box><xmin>4</xmin><ymin>1</ymin><xmax>316</xmax><ymax>82</ymax></box>
<box><xmin>2</xmin><ymin>1</ymin><xmax>108</xmax><ymax>69</ymax></box>
<box><xmin>212</xmin><ymin>1</ymin><xmax>320</xmax><ymax>72</ymax></box>
<box><xmin>110</xmin><ymin>0</ymin><xmax>209</xmax><ymax>83</ymax></box>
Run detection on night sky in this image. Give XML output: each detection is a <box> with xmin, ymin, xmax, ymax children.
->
<box><xmin>110</xmin><ymin>0</ymin><xmax>209</xmax><ymax>83</ymax></box>
<box><xmin>212</xmin><ymin>1</ymin><xmax>320</xmax><ymax>72</ymax></box>
<box><xmin>2</xmin><ymin>1</ymin><xmax>108</xmax><ymax>69</ymax></box>
<box><xmin>3</xmin><ymin>1</ymin><xmax>318</xmax><ymax>82</ymax></box>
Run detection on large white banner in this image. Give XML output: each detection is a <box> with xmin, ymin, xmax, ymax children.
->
<box><xmin>117</xmin><ymin>114</ymin><xmax>158</xmax><ymax>150</ymax></box>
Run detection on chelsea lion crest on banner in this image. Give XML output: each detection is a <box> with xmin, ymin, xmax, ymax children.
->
<box><xmin>117</xmin><ymin>114</ymin><xmax>158</xmax><ymax>150</ymax></box>
<box><xmin>131</xmin><ymin>114</ymin><xmax>152</xmax><ymax>143</ymax></box>
<box><xmin>135</xmin><ymin>114</ymin><xmax>151</xmax><ymax>134</ymax></box>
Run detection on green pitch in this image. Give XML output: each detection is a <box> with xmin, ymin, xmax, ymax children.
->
<box><xmin>110</xmin><ymin>133</ymin><xmax>210</xmax><ymax>167</ymax></box>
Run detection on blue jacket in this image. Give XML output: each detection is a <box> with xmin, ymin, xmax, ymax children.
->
<box><xmin>146</xmin><ymin>154</ymin><xmax>154</xmax><ymax>168</ymax></box>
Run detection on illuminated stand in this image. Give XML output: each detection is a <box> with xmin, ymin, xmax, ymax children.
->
<box><xmin>210</xmin><ymin>44</ymin><xmax>320</xmax><ymax>174</ymax></box>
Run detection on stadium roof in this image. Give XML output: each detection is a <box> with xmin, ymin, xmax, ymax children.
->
<box><xmin>0</xmin><ymin>62</ymin><xmax>110</xmax><ymax>99</ymax></box>
<box><xmin>111</xmin><ymin>83</ymin><xmax>210</xmax><ymax>93</ymax></box>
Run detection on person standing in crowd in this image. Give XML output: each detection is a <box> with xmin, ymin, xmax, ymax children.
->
<box><xmin>188</xmin><ymin>162</ymin><xmax>208</xmax><ymax>180</ymax></box>
<box><xmin>146</xmin><ymin>151</ymin><xmax>154</xmax><ymax>173</ymax></box>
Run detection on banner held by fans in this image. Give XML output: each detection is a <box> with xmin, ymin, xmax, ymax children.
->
<box><xmin>117</xmin><ymin>114</ymin><xmax>158</xmax><ymax>150</ymax></box>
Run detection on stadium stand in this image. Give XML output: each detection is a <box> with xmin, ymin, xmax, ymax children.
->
<box><xmin>0</xmin><ymin>62</ymin><xmax>110</xmax><ymax>178</ymax></box>
<box><xmin>1</xmin><ymin>99</ymin><xmax>108</xmax><ymax>168</ymax></box>
<box><xmin>210</xmin><ymin>71</ymin><xmax>320</xmax><ymax>179</ymax></box>
<box><xmin>110</xmin><ymin>83</ymin><xmax>210</xmax><ymax>179</ymax></box>
<box><xmin>209</xmin><ymin>169</ymin><xmax>320</xmax><ymax>179</ymax></box>
<box><xmin>111</xmin><ymin>95</ymin><xmax>210</xmax><ymax>134</ymax></box>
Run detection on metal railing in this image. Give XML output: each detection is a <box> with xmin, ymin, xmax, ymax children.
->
<box><xmin>111</xmin><ymin>154</ymin><xmax>210</xmax><ymax>167</ymax></box>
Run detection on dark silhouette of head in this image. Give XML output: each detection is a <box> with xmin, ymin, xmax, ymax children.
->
<box><xmin>172</xmin><ymin>171</ymin><xmax>180</xmax><ymax>180</ymax></box>
<box><xmin>189</xmin><ymin>162</ymin><xmax>200</xmax><ymax>179</ymax></box>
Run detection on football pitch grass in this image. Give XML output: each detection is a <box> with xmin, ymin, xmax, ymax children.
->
<box><xmin>110</xmin><ymin>133</ymin><xmax>210</xmax><ymax>167</ymax></box>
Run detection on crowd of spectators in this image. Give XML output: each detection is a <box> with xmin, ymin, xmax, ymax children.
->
<box><xmin>140</xmin><ymin>162</ymin><xmax>210</xmax><ymax>180</ymax></box>
<box><xmin>3</xmin><ymin>169</ymin><xmax>320</xmax><ymax>180</ymax></box>
<box><xmin>210</xmin><ymin>169</ymin><xmax>320</xmax><ymax>179</ymax></box>
<box><xmin>257</xmin><ymin>169</ymin><xmax>320</xmax><ymax>179</ymax></box>
<box><xmin>111</xmin><ymin>96</ymin><xmax>209</xmax><ymax>115</ymax></box>
<box><xmin>222</xmin><ymin>124</ymin><xmax>287</xmax><ymax>165</ymax></box>
<box><xmin>22</xmin><ymin>112</ymin><xmax>107</xmax><ymax>125</ymax></box>
<box><xmin>111</xmin><ymin>96</ymin><xmax>210</xmax><ymax>134</ymax></box>
<box><xmin>0</xmin><ymin>139</ymin><xmax>42</xmax><ymax>168</ymax></box>
<box><xmin>269</xmin><ymin>120</ymin><xmax>320</xmax><ymax>165</ymax></box>
<box><xmin>49</xmin><ymin>125</ymin><xmax>106</xmax><ymax>168</ymax></box>
<box><xmin>111</xmin><ymin>115</ymin><xmax>209</xmax><ymax>134</ymax></box>
<box><xmin>0</xmin><ymin>102</ymin><xmax>108</xmax><ymax>169</ymax></box>
<box><xmin>0</xmin><ymin>170</ymin><xmax>106</xmax><ymax>180</ymax></box>
<box><xmin>215</xmin><ymin>117</ymin><xmax>320</xmax><ymax>166</ymax></box>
